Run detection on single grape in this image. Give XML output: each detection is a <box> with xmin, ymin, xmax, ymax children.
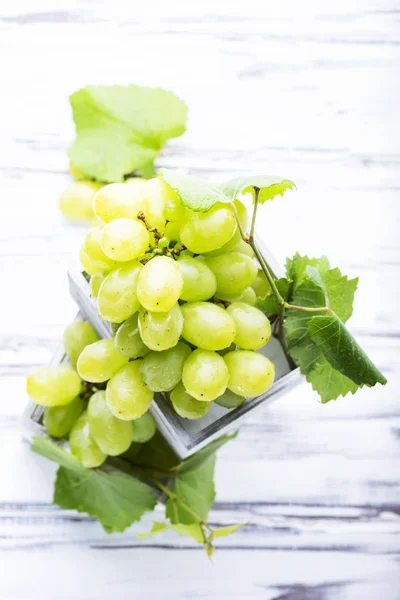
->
<box><xmin>131</xmin><ymin>411</ymin><xmax>157</xmax><ymax>443</ymax></box>
<box><xmin>106</xmin><ymin>361</ymin><xmax>153</xmax><ymax>421</ymax></box>
<box><xmin>164</xmin><ymin>220</ymin><xmax>182</xmax><ymax>244</ymax></box>
<box><xmin>177</xmin><ymin>257</ymin><xmax>217</xmax><ymax>302</ymax></box>
<box><xmin>124</xmin><ymin>177</ymin><xmax>145</xmax><ymax>186</ymax></box>
<box><xmin>251</xmin><ymin>270</ymin><xmax>271</xmax><ymax>298</ymax></box>
<box><xmin>90</xmin><ymin>272</ymin><xmax>106</xmax><ymax>298</ymax></box>
<box><xmin>182</xmin><ymin>349</ymin><xmax>229</xmax><ymax>402</ymax></box>
<box><xmin>214</xmin><ymin>389</ymin><xmax>246</xmax><ymax>409</ymax></box>
<box><xmin>59</xmin><ymin>181</ymin><xmax>101</xmax><ymax>221</ymax></box>
<box><xmin>180</xmin><ymin>204</ymin><xmax>237</xmax><ymax>253</ymax></box>
<box><xmin>206</xmin><ymin>252</ymin><xmax>258</xmax><ymax>296</ymax></box>
<box><xmin>227</xmin><ymin>302</ymin><xmax>271</xmax><ymax>350</ymax></box>
<box><xmin>203</xmin><ymin>228</ymin><xmax>242</xmax><ymax>257</ymax></box>
<box><xmin>138</xmin><ymin>304</ymin><xmax>183</xmax><ymax>351</ymax></box>
<box><xmin>234</xmin><ymin>199</ymin><xmax>249</xmax><ymax>230</ymax></box>
<box><xmin>63</xmin><ymin>321</ymin><xmax>100</xmax><ymax>367</ymax></box>
<box><xmin>97</xmin><ymin>261</ymin><xmax>142</xmax><ymax>323</ymax></box>
<box><xmin>43</xmin><ymin>396</ymin><xmax>85</xmax><ymax>438</ymax></box>
<box><xmin>101</xmin><ymin>218</ymin><xmax>150</xmax><ymax>262</ymax></box>
<box><xmin>137</xmin><ymin>256</ymin><xmax>183</xmax><ymax>313</ymax></box>
<box><xmin>26</xmin><ymin>366</ymin><xmax>82</xmax><ymax>407</ymax></box>
<box><xmin>224</xmin><ymin>350</ymin><xmax>275</xmax><ymax>397</ymax></box>
<box><xmin>115</xmin><ymin>313</ymin><xmax>150</xmax><ymax>358</ymax></box>
<box><xmin>81</xmin><ymin>226</ymin><xmax>120</xmax><ymax>273</ymax></box>
<box><xmin>170</xmin><ymin>382</ymin><xmax>211</xmax><ymax>419</ymax></box>
<box><xmin>69</xmin><ymin>410</ymin><xmax>106</xmax><ymax>468</ymax></box>
<box><xmin>80</xmin><ymin>247</ymin><xmax>103</xmax><ymax>276</ymax></box>
<box><xmin>231</xmin><ymin>238</ymin><xmax>255</xmax><ymax>258</ymax></box>
<box><xmin>181</xmin><ymin>302</ymin><xmax>236</xmax><ymax>351</ymax></box>
<box><xmin>143</xmin><ymin>178</ymin><xmax>171</xmax><ymax>231</ymax></box>
<box><xmin>77</xmin><ymin>339</ymin><xmax>129</xmax><ymax>383</ymax></box>
<box><xmin>164</xmin><ymin>198</ymin><xmax>185</xmax><ymax>222</ymax></box>
<box><xmin>140</xmin><ymin>342</ymin><xmax>191</xmax><ymax>392</ymax></box>
<box><xmin>220</xmin><ymin>287</ymin><xmax>257</xmax><ymax>306</ymax></box>
<box><xmin>93</xmin><ymin>182</ymin><xmax>148</xmax><ymax>223</ymax></box>
<box><xmin>68</xmin><ymin>162</ymin><xmax>87</xmax><ymax>181</ymax></box>
<box><xmin>109</xmin><ymin>322</ymin><xmax>122</xmax><ymax>336</ymax></box>
<box><xmin>87</xmin><ymin>391</ymin><xmax>133</xmax><ymax>456</ymax></box>
<box><xmin>158</xmin><ymin>237</ymin><xmax>170</xmax><ymax>250</ymax></box>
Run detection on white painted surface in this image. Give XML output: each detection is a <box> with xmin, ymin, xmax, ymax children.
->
<box><xmin>0</xmin><ymin>1</ymin><xmax>399</xmax><ymax>598</ymax></box>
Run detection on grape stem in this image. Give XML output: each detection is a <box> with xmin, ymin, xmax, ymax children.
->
<box><xmin>232</xmin><ymin>199</ymin><xmax>332</xmax><ymax>315</ymax></box>
<box><xmin>137</xmin><ymin>212</ymin><xmax>163</xmax><ymax>240</ymax></box>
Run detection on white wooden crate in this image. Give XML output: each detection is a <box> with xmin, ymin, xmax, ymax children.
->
<box><xmin>68</xmin><ymin>238</ymin><xmax>302</xmax><ymax>459</ymax></box>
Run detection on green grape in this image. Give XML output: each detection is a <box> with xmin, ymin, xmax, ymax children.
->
<box><xmin>137</xmin><ymin>256</ymin><xmax>183</xmax><ymax>313</ymax></box>
<box><xmin>124</xmin><ymin>177</ymin><xmax>145</xmax><ymax>186</ymax></box>
<box><xmin>180</xmin><ymin>204</ymin><xmax>237</xmax><ymax>254</ymax></box>
<box><xmin>214</xmin><ymin>389</ymin><xmax>246</xmax><ymax>409</ymax></box>
<box><xmin>101</xmin><ymin>218</ymin><xmax>150</xmax><ymax>262</ymax></box>
<box><xmin>43</xmin><ymin>396</ymin><xmax>85</xmax><ymax>438</ymax></box>
<box><xmin>203</xmin><ymin>228</ymin><xmax>242</xmax><ymax>257</ymax></box>
<box><xmin>63</xmin><ymin>321</ymin><xmax>100</xmax><ymax>367</ymax></box>
<box><xmin>68</xmin><ymin>162</ymin><xmax>87</xmax><ymax>181</ymax></box>
<box><xmin>252</xmin><ymin>270</ymin><xmax>271</xmax><ymax>298</ymax></box>
<box><xmin>138</xmin><ymin>304</ymin><xmax>183</xmax><ymax>351</ymax></box>
<box><xmin>143</xmin><ymin>178</ymin><xmax>170</xmax><ymax>231</ymax></box>
<box><xmin>131</xmin><ymin>411</ymin><xmax>157</xmax><ymax>443</ymax></box>
<box><xmin>164</xmin><ymin>198</ymin><xmax>185</xmax><ymax>222</ymax></box>
<box><xmin>115</xmin><ymin>313</ymin><xmax>150</xmax><ymax>358</ymax></box>
<box><xmin>182</xmin><ymin>349</ymin><xmax>229</xmax><ymax>402</ymax></box>
<box><xmin>164</xmin><ymin>220</ymin><xmax>182</xmax><ymax>244</ymax></box>
<box><xmin>220</xmin><ymin>287</ymin><xmax>257</xmax><ymax>306</ymax></box>
<box><xmin>69</xmin><ymin>410</ymin><xmax>106</xmax><ymax>468</ymax></box>
<box><xmin>140</xmin><ymin>342</ymin><xmax>191</xmax><ymax>392</ymax></box>
<box><xmin>231</xmin><ymin>239</ymin><xmax>255</xmax><ymax>258</ymax></box>
<box><xmin>224</xmin><ymin>350</ymin><xmax>275</xmax><ymax>397</ymax></box>
<box><xmin>97</xmin><ymin>262</ymin><xmax>142</xmax><ymax>323</ymax></box>
<box><xmin>59</xmin><ymin>181</ymin><xmax>102</xmax><ymax>221</ymax></box>
<box><xmin>87</xmin><ymin>391</ymin><xmax>133</xmax><ymax>456</ymax></box>
<box><xmin>93</xmin><ymin>182</ymin><xmax>148</xmax><ymax>223</ymax></box>
<box><xmin>234</xmin><ymin>199</ymin><xmax>249</xmax><ymax>229</ymax></box>
<box><xmin>181</xmin><ymin>302</ymin><xmax>236</xmax><ymax>351</ymax></box>
<box><xmin>170</xmin><ymin>382</ymin><xmax>211</xmax><ymax>419</ymax></box>
<box><xmin>177</xmin><ymin>257</ymin><xmax>217</xmax><ymax>302</ymax></box>
<box><xmin>26</xmin><ymin>366</ymin><xmax>82</xmax><ymax>407</ymax></box>
<box><xmin>83</xmin><ymin>226</ymin><xmax>121</xmax><ymax>271</ymax></box>
<box><xmin>79</xmin><ymin>248</ymin><xmax>102</xmax><ymax>277</ymax></box>
<box><xmin>206</xmin><ymin>252</ymin><xmax>258</xmax><ymax>296</ymax></box>
<box><xmin>106</xmin><ymin>361</ymin><xmax>153</xmax><ymax>421</ymax></box>
<box><xmin>90</xmin><ymin>272</ymin><xmax>106</xmax><ymax>298</ymax></box>
<box><xmin>158</xmin><ymin>237</ymin><xmax>169</xmax><ymax>250</ymax></box>
<box><xmin>179</xmin><ymin>249</ymin><xmax>194</xmax><ymax>259</ymax></box>
<box><xmin>227</xmin><ymin>302</ymin><xmax>271</xmax><ymax>350</ymax></box>
<box><xmin>77</xmin><ymin>339</ymin><xmax>129</xmax><ymax>383</ymax></box>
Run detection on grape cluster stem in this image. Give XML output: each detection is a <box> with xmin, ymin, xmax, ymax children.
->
<box><xmin>232</xmin><ymin>190</ymin><xmax>333</xmax><ymax>316</ymax></box>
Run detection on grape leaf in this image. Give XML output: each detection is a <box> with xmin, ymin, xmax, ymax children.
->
<box><xmin>320</xmin><ymin>268</ymin><xmax>358</xmax><ymax>323</ymax></box>
<box><xmin>308</xmin><ymin>315</ymin><xmax>387</xmax><ymax>387</ymax></box>
<box><xmin>137</xmin><ymin>521</ymin><xmax>169</xmax><ymax>538</ymax></box>
<box><xmin>32</xmin><ymin>437</ymin><xmax>157</xmax><ymax>533</ymax></box>
<box><xmin>286</xmin><ymin>253</ymin><xmax>330</xmax><ymax>289</ymax></box>
<box><xmin>160</xmin><ymin>170</ymin><xmax>229</xmax><ymax>212</ymax></box>
<box><xmin>68</xmin><ymin>85</ymin><xmax>188</xmax><ymax>182</ymax></box>
<box><xmin>212</xmin><ymin>523</ymin><xmax>245</xmax><ymax>539</ymax></box>
<box><xmin>138</xmin><ymin>521</ymin><xmax>204</xmax><ymax>543</ymax></box>
<box><xmin>306</xmin><ymin>356</ymin><xmax>359</xmax><ymax>403</ymax></box>
<box><xmin>220</xmin><ymin>176</ymin><xmax>296</xmax><ymax>204</ymax></box>
<box><xmin>166</xmin><ymin>455</ymin><xmax>216</xmax><ymax>525</ymax></box>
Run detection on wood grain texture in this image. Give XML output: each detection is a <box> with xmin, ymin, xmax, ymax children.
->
<box><xmin>0</xmin><ymin>0</ymin><xmax>399</xmax><ymax>598</ymax></box>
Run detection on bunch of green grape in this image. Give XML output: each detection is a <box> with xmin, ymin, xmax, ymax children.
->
<box><xmin>59</xmin><ymin>176</ymin><xmax>276</xmax><ymax>421</ymax></box>
<box><xmin>26</xmin><ymin>320</ymin><xmax>157</xmax><ymax>467</ymax></box>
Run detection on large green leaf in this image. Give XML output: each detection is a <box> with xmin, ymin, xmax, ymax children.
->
<box><xmin>220</xmin><ymin>176</ymin><xmax>296</xmax><ymax>204</ymax></box>
<box><xmin>308</xmin><ymin>315</ymin><xmax>387</xmax><ymax>387</ymax></box>
<box><xmin>32</xmin><ymin>437</ymin><xmax>157</xmax><ymax>533</ymax></box>
<box><xmin>68</xmin><ymin>85</ymin><xmax>187</xmax><ymax>182</ymax></box>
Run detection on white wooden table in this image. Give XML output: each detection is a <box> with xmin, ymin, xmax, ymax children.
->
<box><xmin>1</xmin><ymin>2</ymin><xmax>399</xmax><ymax>598</ymax></box>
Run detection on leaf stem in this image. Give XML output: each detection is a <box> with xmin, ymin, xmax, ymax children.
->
<box><xmin>155</xmin><ymin>481</ymin><xmax>213</xmax><ymax>533</ymax></box>
<box><xmin>249</xmin><ymin>187</ymin><xmax>259</xmax><ymax>242</ymax></box>
<box><xmin>232</xmin><ymin>207</ymin><xmax>332</xmax><ymax>315</ymax></box>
